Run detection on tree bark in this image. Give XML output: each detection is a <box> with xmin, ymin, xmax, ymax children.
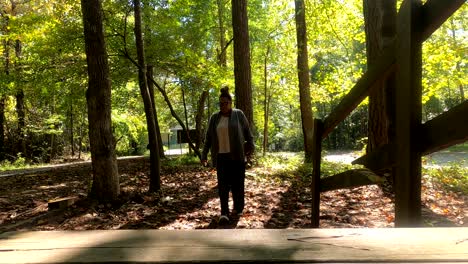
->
<box><xmin>195</xmin><ymin>90</ymin><xmax>208</xmax><ymax>151</ymax></box>
<box><xmin>263</xmin><ymin>48</ymin><xmax>270</xmax><ymax>156</ymax></box>
<box><xmin>364</xmin><ymin>0</ymin><xmax>396</xmax><ymax>152</ymax></box>
<box><xmin>217</xmin><ymin>0</ymin><xmax>227</xmax><ymax>66</ymax></box>
<box><xmin>0</xmin><ymin>96</ymin><xmax>5</xmax><ymax>160</ymax></box>
<box><xmin>181</xmin><ymin>85</ymin><xmax>191</xmax><ymax>154</ymax></box>
<box><xmin>294</xmin><ymin>0</ymin><xmax>314</xmax><ymax>163</ymax></box>
<box><xmin>231</xmin><ymin>0</ymin><xmax>254</xmax><ymax>129</ymax></box>
<box><xmin>134</xmin><ymin>0</ymin><xmax>161</xmax><ymax>192</ymax></box>
<box><xmin>1</xmin><ymin>13</ymin><xmax>10</xmax><ymax>161</ymax></box>
<box><xmin>14</xmin><ymin>39</ymin><xmax>26</xmax><ymax>156</ymax></box>
<box><xmin>81</xmin><ymin>0</ymin><xmax>120</xmax><ymax>201</ymax></box>
<box><xmin>147</xmin><ymin>65</ymin><xmax>165</xmax><ymax>158</ymax></box>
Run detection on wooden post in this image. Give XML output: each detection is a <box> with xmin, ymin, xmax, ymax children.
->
<box><xmin>394</xmin><ymin>0</ymin><xmax>422</xmax><ymax>227</ymax></box>
<box><xmin>311</xmin><ymin>119</ymin><xmax>323</xmax><ymax>228</ymax></box>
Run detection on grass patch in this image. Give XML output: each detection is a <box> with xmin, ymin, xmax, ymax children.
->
<box><xmin>254</xmin><ymin>152</ymin><xmax>361</xmax><ymax>181</ymax></box>
<box><xmin>423</xmin><ymin>163</ymin><xmax>468</xmax><ymax>195</ymax></box>
<box><xmin>162</xmin><ymin>153</ymin><xmax>200</xmax><ymax>168</ymax></box>
<box><xmin>0</xmin><ymin>154</ymin><xmax>35</xmax><ymax>172</ymax></box>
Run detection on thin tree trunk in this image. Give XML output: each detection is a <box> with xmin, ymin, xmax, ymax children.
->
<box><xmin>294</xmin><ymin>0</ymin><xmax>314</xmax><ymax>163</ymax></box>
<box><xmin>147</xmin><ymin>65</ymin><xmax>165</xmax><ymax>158</ymax></box>
<box><xmin>70</xmin><ymin>102</ymin><xmax>75</xmax><ymax>156</ymax></box>
<box><xmin>449</xmin><ymin>20</ymin><xmax>466</xmax><ymax>103</ymax></box>
<box><xmin>181</xmin><ymin>85</ymin><xmax>191</xmax><ymax>154</ymax></box>
<box><xmin>81</xmin><ymin>0</ymin><xmax>120</xmax><ymax>201</ymax></box>
<box><xmin>231</xmin><ymin>0</ymin><xmax>254</xmax><ymax>129</ymax></box>
<box><xmin>14</xmin><ymin>39</ymin><xmax>26</xmax><ymax>156</ymax></box>
<box><xmin>0</xmin><ymin>96</ymin><xmax>5</xmax><ymax>160</ymax></box>
<box><xmin>364</xmin><ymin>0</ymin><xmax>396</xmax><ymax>152</ymax></box>
<box><xmin>263</xmin><ymin>48</ymin><xmax>270</xmax><ymax>156</ymax></box>
<box><xmin>195</xmin><ymin>90</ymin><xmax>208</xmax><ymax>151</ymax></box>
<box><xmin>217</xmin><ymin>0</ymin><xmax>227</xmax><ymax>66</ymax></box>
<box><xmin>1</xmin><ymin>11</ymin><xmax>10</xmax><ymax>161</ymax></box>
<box><xmin>133</xmin><ymin>0</ymin><xmax>161</xmax><ymax>192</ymax></box>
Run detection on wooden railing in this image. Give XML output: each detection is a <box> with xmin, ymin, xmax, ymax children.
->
<box><xmin>311</xmin><ymin>0</ymin><xmax>467</xmax><ymax>228</ymax></box>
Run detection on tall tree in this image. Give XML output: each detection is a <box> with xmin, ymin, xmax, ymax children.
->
<box><xmin>81</xmin><ymin>0</ymin><xmax>119</xmax><ymax>201</ymax></box>
<box><xmin>134</xmin><ymin>0</ymin><xmax>161</xmax><ymax>192</ymax></box>
<box><xmin>14</xmin><ymin>39</ymin><xmax>26</xmax><ymax>156</ymax></box>
<box><xmin>217</xmin><ymin>0</ymin><xmax>227</xmax><ymax>67</ymax></box>
<box><xmin>363</xmin><ymin>0</ymin><xmax>396</xmax><ymax>152</ymax></box>
<box><xmin>0</xmin><ymin>9</ymin><xmax>9</xmax><ymax>160</ymax></box>
<box><xmin>147</xmin><ymin>65</ymin><xmax>165</xmax><ymax>158</ymax></box>
<box><xmin>294</xmin><ymin>0</ymin><xmax>314</xmax><ymax>163</ymax></box>
<box><xmin>231</xmin><ymin>0</ymin><xmax>254</xmax><ymax>128</ymax></box>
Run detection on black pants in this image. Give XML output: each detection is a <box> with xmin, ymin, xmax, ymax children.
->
<box><xmin>216</xmin><ymin>153</ymin><xmax>245</xmax><ymax>216</ymax></box>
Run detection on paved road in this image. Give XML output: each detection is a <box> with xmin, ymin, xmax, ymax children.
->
<box><xmin>324</xmin><ymin>150</ymin><xmax>467</xmax><ymax>168</ymax></box>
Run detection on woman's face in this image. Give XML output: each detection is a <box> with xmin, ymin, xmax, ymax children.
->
<box><xmin>219</xmin><ymin>97</ymin><xmax>232</xmax><ymax>114</ymax></box>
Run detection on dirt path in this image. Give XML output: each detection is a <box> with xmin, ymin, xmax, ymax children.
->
<box><xmin>0</xmin><ymin>154</ymin><xmax>466</xmax><ymax>232</ymax></box>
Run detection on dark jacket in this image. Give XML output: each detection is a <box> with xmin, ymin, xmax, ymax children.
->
<box><xmin>202</xmin><ymin>108</ymin><xmax>254</xmax><ymax>167</ymax></box>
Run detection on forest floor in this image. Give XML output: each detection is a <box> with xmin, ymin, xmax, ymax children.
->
<box><xmin>0</xmin><ymin>153</ymin><xmax>466</xmax><ymax>232</ymax></box>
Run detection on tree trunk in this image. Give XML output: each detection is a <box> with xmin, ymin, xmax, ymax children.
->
<box><xmin>134</xmin><ymin>0</ymin><xmax>161</xmax><ymax>192</ymax></box>
<box><xmin>181</xmin><ymin>85</ymin><xmax>191</xmax><ymax>154</ymax></box>
<box><xmin>14</xmin><ymin>40</ymin><xmax>26</xmax><ymax>156</ymax></box>
<box><xmin>231</xmin><ymin>0</ymin><xmax>254</xmax><ymax>129</ymax></box>
<box><xmin>364</xmin><ymin>0</ymin><xmax>396</xmax><ymax>152</ymax></box>
<box><xmin>195</xmin><ymin>90</ymin><xmax>208</xmax><ymax>151</ymax></box>
<box><xmin>81</xmin><ymin>0</ymin><xmax>120</xmax><ymax>201</ymax></box>
<box><xmin>147</xmin><ymin>65</ymin><xmax>165</xmax><ymax>158</ymax></box>
<box><xmin>0</xmin><ymin>96</ymin><xmax>5</xmax><ymax>160</ymax></box>
<box><xmin>263</xmin><ymin>48</ymin><xmax>270</xmax><ymax>156</ymax></box>
<box><xmin>217</xmin><ymin>0</ymin><xmax>227</xmax><ymax>66</ymax></box>
<box><xmin>70</xmin><ymin>102</ymin><xmax>75</xmax><ymax>156</ymax></box>
<box><xmin>294</xmin><ymin>0</ymin><xmax>314</xmax><ymax>163</ymax></box>
<box><xmin>1</xmin><ymin>18</ymin><xmax>9</xmax><ymax>161</ymax></box>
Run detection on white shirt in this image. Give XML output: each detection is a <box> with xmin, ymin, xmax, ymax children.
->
<box><xmin>217</xmin><ymin>116</ymin><xmax>230</xmax><ymax>153</ymax></box>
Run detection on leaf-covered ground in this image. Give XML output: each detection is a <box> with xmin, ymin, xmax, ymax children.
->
<box><xmin>0</xmin><ymin>156</ymin><xmax>465</xmax><ymax>232</ymax></box>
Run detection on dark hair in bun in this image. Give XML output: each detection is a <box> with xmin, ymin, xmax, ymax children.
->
<box><xmin>220</xmin><ymin>86</ymin><xmax>232</xmax><ymax>101</ymax></box>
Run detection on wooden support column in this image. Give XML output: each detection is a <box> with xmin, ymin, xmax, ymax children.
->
<box><xmin>311</xmin><ymin>119</ymin><xmax>323</xmax><ymax>228</ymax></box>
<box><xmin>394</xmin><ymin>0</ymin><xmax>423</xmax><ymax>227</ymax></box>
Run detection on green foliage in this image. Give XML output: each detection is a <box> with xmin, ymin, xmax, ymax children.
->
<box><xmin>0</xmin><ymin>153</ymin><xmax>34</xmax><ymax>171</ymax></box>
<box><xmin>163</xmin><ymin>154</ymin><xmax>200</xmax><ymax>168</ymax></box>
<box><xmin>423</xmin><ymin>164</ymin><xmax>468</xmax><ymax>195</ymax></box>
<box><xmin>0</xmin><ymin>0</ymin><xmax>465</xmax><ymax>161</ymax></box>
<box><xmin>254</xmin><ymin>152</ymin><xmax>360</xmax><ymax>181</ymax></box>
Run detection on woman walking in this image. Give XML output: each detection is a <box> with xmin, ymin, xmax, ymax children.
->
<box><xmin>201</xmin><ymin>87</ymin><xmax>254</xmax><ymax>224</ymax></box>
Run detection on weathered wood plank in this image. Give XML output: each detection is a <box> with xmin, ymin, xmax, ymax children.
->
<box><xmin>311</xmin><ymin>119</ymin><xmax>323</xmax><ymax>228</ymax></box>
<box><xmin>394</xmin><ymin>0</ymin><xmax>423</xmax><ymax>227</ymax></box>
<box><xmin>352</xmin><ymin>143</ymin><xmax>396</xmax><ymax>171</ymax></box>
<box><xmin>0</xmin><ymin>229</ymin><xmax>466</xmax><ymax>263</ymax></box>
<box><xmin>420</xmin><ymin>100</ymin><xmax>468</xmax><ymax>155</ymax></box>
<box><xmin>320</xmin><ymin>169</ymin><xmax>385</xmax><ymax>192</ymax></box>
<box><xmin>421</xmin><ymin>0</ymin><xmax>466</xmax><ymax>41</ymax></box>
<box><xmin>48</xmin><ymin>197</ymin><xmax>78</xmax><ymax>210</ymax></box>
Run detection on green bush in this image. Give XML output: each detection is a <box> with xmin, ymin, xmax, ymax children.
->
<box><xmin>423</xmin><ymin>163</ymin><xmax>468</xmax><ymax>195</ymax></box>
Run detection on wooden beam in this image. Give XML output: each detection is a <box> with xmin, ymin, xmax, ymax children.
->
<box><xmin>421</xmin><ymin>0</ymin><xmax>466</xmax><ymax>41</ymax></box>
<box><xmin>311</xmin><ymin>119</ymin><xmax>323</xmax><ymax>228</ymax></box>
<box><xmin>48</xmin><ymin>197</ymin><xmax>77</xmax><ymax>210</ymax></box>
<box><xmin>394</xmin><ymin>0</ymin><xmax>423</xmax><ymax>227</ymax></box>
<box><xmin>321</xmin><ymin>0</ymin><xmax>463</xmax><ymax>140</ymax></box>
<box><xmin>320</xmin><ymin>169</ymin><xmax>385</xmax><ymax>192</ymax></box>
<box><xmin>322</xmin><ymin>44</ymin><xmax>396</xmax><ymax>138</ymax></box>
<box><xmin>420</xmin><ymin>100</ymin><xmax>468</xmax><ymax>155</ymax></box>
<box><xmin>352</xmin><ymin>143</ymin><xmax>396</xmax><ymax>171</ymax></box>
<box><xmin>1</xmin><ymin>228</ymin><xmax>468</xmax><ymax>263</ymax></box>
